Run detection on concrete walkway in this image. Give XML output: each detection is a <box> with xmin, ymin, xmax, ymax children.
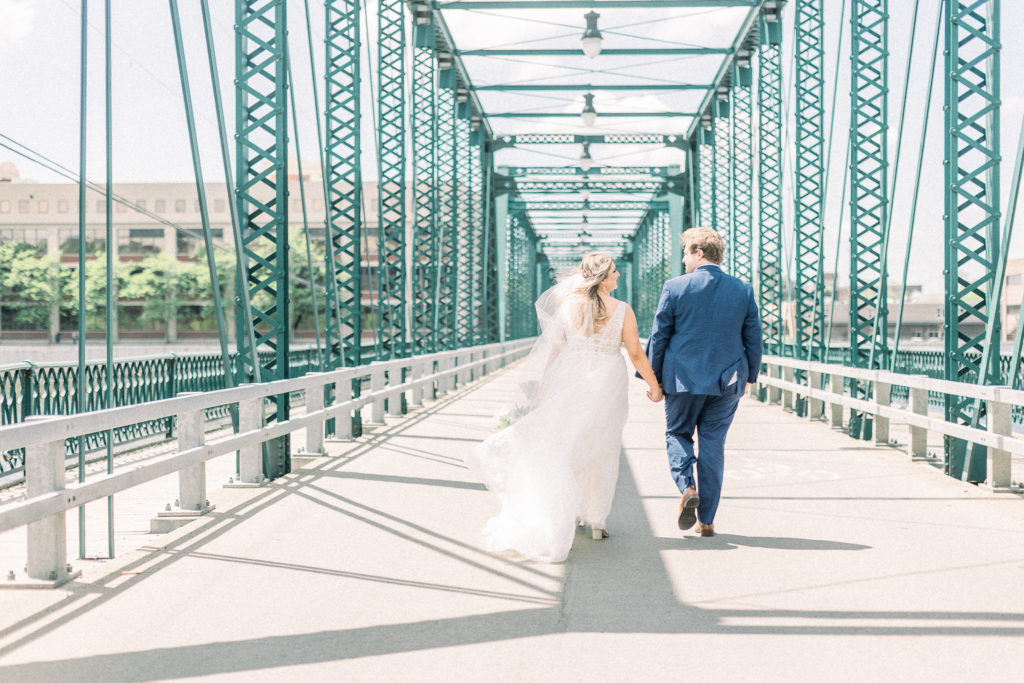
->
<box><xmin>0</xmin><ymin>357</ymin><xmax>1022</xmax><ymax>682</ymax></box>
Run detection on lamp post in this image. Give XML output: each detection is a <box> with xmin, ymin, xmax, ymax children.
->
<box><xmin>581</xmin><ymin>92</ymin><xmax>597</xmax><ymax>127</ymax></box>
<box><xmin>579</xmin><ymin>141</ymin><xmax>594</xmax><ymax>171</ymax></box>
<box><xmin>582</xmin><ymin>11</ymin><xmax>603</xmax><ymax>59</ymax></box>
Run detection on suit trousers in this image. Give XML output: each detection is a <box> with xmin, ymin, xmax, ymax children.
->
<box><xmin>664</xmin><ymin>390</ymin><xmax>741</xmax><ymax>524</ymax></box>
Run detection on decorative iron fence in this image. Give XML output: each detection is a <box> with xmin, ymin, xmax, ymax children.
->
<box><xmin>0</xmin><ymin>345</ymin><xmax>324</xmax><ymax>475</ymax></box>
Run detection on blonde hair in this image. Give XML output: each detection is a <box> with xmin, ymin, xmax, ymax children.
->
<box><xmin>570</xmin><ymin>252</ymin><xmax>614</xmax><ymax>334</ymax></box>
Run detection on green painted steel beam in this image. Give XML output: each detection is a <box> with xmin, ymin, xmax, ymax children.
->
<box><xmin>757</xmin><ymin>11</ymin><xmax>784</xmax><ymax>356</ymax></box>
<box><xmin>794</xmin><ymin>0</ymin><xmax>826</xmax><ymax>361</ymax></box>
<box><xmin>944</xmin><ymin>0</ymin><xmax>1002</xmax><ymax>481</ymax></box>
<box><xmin>412</xmin><ymin>25</ymin><xmax>438</xmax><ymax>355</ymax></box>
<box><xmin>325</xmin><ymin>0</ymin><xmax>362</xmax><ymax>369</ymax></box>
<box><xmin>476</xmin><ymin>84</ymin><xmax>708</xmax><ymax>91</ymax></box>
<box><xmin>511</xmin><ymin>200</ymin><xmax>668</xmax><ymax>211</ymax></box>
<box><xmin>730</xmin><ymin>62</ymin><xmax>753</xmax><ymax>283</ymax></box>
<box><xmin>455</xmin><ymin>116</ymin><xmax>474</xmax><ymax>345</ymax></box>
<box><xmin>459</xmin><ymin>48</ymin><xmax>733</xmax><ymax>56</ymax></box>
<box><xmin>377</xmin><ymin>0</ymin><xmax>408</xmax><ymax>360</ymax></box>
<box><xmin>488</xmin><ymin>111</ymin><xmax>695</xmax><ymax>118</ymax></box>
<box><xmin>711</xmin><ymin>96</ymin><xmax>731</xmax><ymax>239</ymax></box>
<box><xmin>441</xmin><ymin>1</ymin><xmax>759</xmax><ymax>8</ymax></box>
<box><xmin>507</xmin><ymin>179</ymin><xmax>667</xmax><ymax>193</ymax></box>
<box><xmin>697</xmin><ymin>123</ymin><xmax>715</xmax><ymax>227</ymax></box>
<box><xmin>235</xmin><ymin>0</ymin><xmax>289</xmax><ymax>478</ymax></box>
<box><xmin>436</xmin><ymin>70</ymin><xmax>458</xmax><ymax>350</ymax></box>
<box><xmin>507</xmin><ymin>166</ymin><xmax>671</xmax><ymax>177</ymax></box>
<box><xmin>848</xmin><ymin>0</ymin><xmax>889</xmax><ymax>371</ymax></box>
<box><xmin>495</xmin><ymin>133</ymin><xmax>689</xmax><ymax>146</ymax></box>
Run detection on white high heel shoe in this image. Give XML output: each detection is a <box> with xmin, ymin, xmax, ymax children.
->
<box><xmin>591</xmin><ymin>525</ymin><xmax>609</xmax><ymax>540</ymax></box>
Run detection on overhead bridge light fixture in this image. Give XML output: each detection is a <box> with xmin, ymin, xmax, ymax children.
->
<box><xmin>581</xmin><ymin>11</ymin><xmax>602</xmax><ymax>59</ymax></box>
<box><xmin>581</xmin><ymin>93</ymin><xmax>597</xmax><ymax>127</ymax></box>
<box><xmin>579</xmin><ymin>142</ymin><xmax>593</xmax><ymax>172</ymax></box>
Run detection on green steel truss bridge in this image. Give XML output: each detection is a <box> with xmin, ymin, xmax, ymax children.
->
<box><xmin>1</xmin><ymin>0</ymin><xmax>1023</xmax><ymax>565</ymax></box>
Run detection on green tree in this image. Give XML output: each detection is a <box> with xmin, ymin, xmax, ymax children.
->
<box><xmin>0</xmin><ymin>241</ymin><xmax>58</xmax><ymax>328</ymax></box>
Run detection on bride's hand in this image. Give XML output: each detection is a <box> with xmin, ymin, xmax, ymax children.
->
<box><xmin>646</xmin><ymin>384</ymin><xmax>664</xmax><ymax>403</ymax></box>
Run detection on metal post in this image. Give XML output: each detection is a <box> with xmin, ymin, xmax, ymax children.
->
<box><xmin>25</xmin><ymin>421</ymin><xmax>74</xmax><ymax>584</ymax></box>
<box><xmin>757</xmin><ymin>9</ymin><xmax>784</xmax><ymax>357</ymax></box>
<box><xmin>830</xmin><ymin>372</ymin><xmax>845</xmax><ymax>427</ymax></box>
<box><xmin>377</xmin><ymin>0</ymin><xmax>408</xmax><ymax>360</ymax></box>
<box><xmin>809</xmin><ymin>370</ymin><xmax>824</xmax><ymax>418</ymax></box>
<box><xmin>305</xmin><ymin>374</ymin><xmax>326</xmax><ymax>456</ymax></box>
<box><xmin>985</xmin><ymin>392</ymin><xmax>1011</xmax><ymax>489</ymax></box>
<box><xmin>325</xmin><ymin>0</ymin><xmax>363</xmax><ymax>369</ymax></box>
<box><xmin>795</xmin><ymin>0</ymin><xmax>826</xmax><ymax>362</ymax></box>
<box><xmin>235</xmin><ymin>393</ymin><xmax>264</xmax><ymax>485</ymax></box>
<box><xmin>943</xmin><ymin>0</ymin><xmax>1002</xmax><ymax>481</ymax></box>
<box><xmin>874</xmin><ymin>379</ymin><xmax>891</xmax><ymax>444</ymax></box>
<box><xmin>909</xmin><ymin>382</ymin><xmax>929</xmax><ymax>460</ymax></box>
<box><xmin>236</xmin><ymin>0</ymin><xmax>289</xmax><ymax>478</ymax></box>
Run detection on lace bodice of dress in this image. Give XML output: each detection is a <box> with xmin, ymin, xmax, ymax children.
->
<box><xmin>564</xmin><ymin>300</ymin><xmax>626</xmax><ymax>355</ymax></box>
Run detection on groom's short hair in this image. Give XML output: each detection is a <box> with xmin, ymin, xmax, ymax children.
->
<box><xmin>681</xmin><ymin>227</ymin><xmax>725</xmax><ymax>264</ymax></box>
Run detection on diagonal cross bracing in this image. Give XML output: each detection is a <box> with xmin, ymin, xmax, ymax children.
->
<box><xmin>848</xmin><ymin>0</ymin><xmax>889</xmax><ymax>370</ymax></box>
<box><xmin>943</xmin><ymin>0</ymin><xmax>1002</xmax><ymax>480</ymax></box>
<box><xmin>794</xmin><ymin>0</ymin><xmax>825</xmax><ymax>361</ymax></box>
<box><xmin>757</xmin><ymin>16</ymin><xmax>784</xmax><ymax>356</ymax></box>
<box><xmin>376</xmin><ymin>0</ymin><xmax>408</xmax><ymax>359</ymax></box>
<box><xmin>325</xmin><ymin>0</ymin><xmax>362</xmax><ymax>367</ymax></box>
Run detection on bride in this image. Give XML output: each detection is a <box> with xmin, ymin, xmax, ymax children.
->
<box><xmin>466</xmin><ymin>252</ymin><xmax>663</xmax><ymax>562</ymax></box>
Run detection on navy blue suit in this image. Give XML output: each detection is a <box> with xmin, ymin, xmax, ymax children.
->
<box><xmin>645</xmin><ymin>264</ymin><xmax>763</xmax><ymax>524</ymax></box>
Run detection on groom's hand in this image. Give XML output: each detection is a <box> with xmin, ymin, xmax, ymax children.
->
<box><xmin>646</xmin><ymin>385</ymin><xmax>664</xmax><ymax>403</ymax></box>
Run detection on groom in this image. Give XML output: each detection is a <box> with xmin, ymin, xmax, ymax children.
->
<box><xmin>645</xmin><ymin>227</ymin><xmax>762</xmax><ymax>537</ymax></box>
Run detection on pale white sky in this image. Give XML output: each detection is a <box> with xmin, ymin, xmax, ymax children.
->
<box><xmin>2</xmin><ymin>0</ymin><xmax>1023</xmax><ymax>293</ymax></box>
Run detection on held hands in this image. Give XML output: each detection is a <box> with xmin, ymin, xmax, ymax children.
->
<box><xmin>646</xmin><ymin>383</ymin><xmax>664</xmax><ymax>403</ymax></box>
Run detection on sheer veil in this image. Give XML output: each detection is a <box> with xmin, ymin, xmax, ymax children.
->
<box><xmin>503</xmin><ymin>272</ymin><xmax>585</xmax><ymax>424</ymax></box>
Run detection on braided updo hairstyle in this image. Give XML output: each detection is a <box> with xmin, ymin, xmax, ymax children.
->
<box><xmin>570</xmin><ymin>251</ymin><xmax>615</xmax><ymax>334</ymax></box>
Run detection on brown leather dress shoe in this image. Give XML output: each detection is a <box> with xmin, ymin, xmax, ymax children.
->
<box><xmin>677</xmin><ymin>487</ymin><xmax>699</xmax><ymax>530</ymax></box>
<box><xmin>695</xmin><ymin>522</ymin><xmax>714</xmax><ymax>537</ymax></box>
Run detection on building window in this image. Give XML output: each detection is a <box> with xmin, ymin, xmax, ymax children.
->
<box><xmin>155</xmin><ymin>199</ymin><xmax>166</xmax><ymax>213</ymax></box>
<box><xmin>96</xmin><ymin>200</ymin><xmax>106</xmax><ymax>213</ymax></box>
<box><xmin>116</xmin><ymin>201</ymin><xmax>127</xmax><ymax>213</ymax></box>
<box><xmin>194</xmin><ymin>200</ymin><xmax>201</xmax><ymax>213</ymax></box>
<box><xmin>136</xmin><ymin>199</ymin><xmax>147</xmax><ymax>211</ymax></box>
<box><xmin>312</xmin><ymin>199</ymin><xmax>324</xmax><ymax>211</ymax></box>
<box><xmin>58</xmin><ymin>228</ymin><xmax>105</xmax><ymax>255</ymax></box>
<box><xmin>1008</xmin><ymin>304</ymin><xmax>1021</xmax><ymax>316</ymax></box>
<box><xmin>1008</xmin><ymin>274</ymin><xmax>1021</xmax><ymax>287</ymax></box>
<box><xmin>928</xmin><ymin>331</ymin><xmax>939</xmax><ymax>339</ymax></box>
<box><xmin>58</xmin><ymin>200</ymin><xmax>69</xmax><ymax>213</ymax></box>
<box><xmin>177</xmin><ymin>228</ymin><xmax>224</xmax><ymax>257</ymax></box>
<box><xmin>37</xmin><ymin>200</ymin><xmax>48</xmax><ymax>213</ymax></box>
<box><xmin>0</xmin><ymin>228</ymin><xmax>48</xmax><ymax>254</ymax></box>
<box><xmin>18</xmin><ymin>199</ymin><xmax>30</xmax><ymax>213</ymax></box>
<box><xmin>214</xmin><ymin>199</ymin><xmax>225</xmax><ymax>213</ymax></box>
<box><xmin>0</xmin><ymin>200</ymin><xmax>9</xmax><ymax>213</ymax></box>
<box><xmin>175</xmin><ymin>199</ymin><xmax>186</xmax><ymax>213</ymax></box>
<box><xmin>119</xmin><ymin>227</ymin><xmax>164</xmax><ymax>256</ymax></box>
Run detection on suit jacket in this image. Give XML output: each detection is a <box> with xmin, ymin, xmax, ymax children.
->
<box><xmin>645</xmin><ymin>264</ymin><xmax>763</xmax><ymax>396</ymax></box>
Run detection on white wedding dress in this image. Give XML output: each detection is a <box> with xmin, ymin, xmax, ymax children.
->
<box><xmin>466</xmin><ymin>281</ymin><xmax>629</xmax><ymax>562</ymax></box>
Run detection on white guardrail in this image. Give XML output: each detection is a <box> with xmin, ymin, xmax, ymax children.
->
<box><xmin>0</xmin><ymin>339</ymin><xmax>534</xmax><ymax>584</ymax></box>
<box><xmin>755</xmin><ymin>354</ymin><xmax>1024</xmax><ymax>491</ymax></box>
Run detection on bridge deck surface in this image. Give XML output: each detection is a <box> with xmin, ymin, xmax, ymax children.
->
<box><xmin>0</xmin><ymin>359</ymin><xmax>1022</xmax><ymax>681</ymax></box>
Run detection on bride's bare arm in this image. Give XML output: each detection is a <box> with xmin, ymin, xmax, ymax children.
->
<box><xmin>621</xmin><ymin>305</ymin><xmax>664</xmax><ymax>402</ymax></box>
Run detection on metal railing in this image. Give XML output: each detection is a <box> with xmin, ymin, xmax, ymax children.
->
<box><xmin>0</xmin><ymin>339</ymin><xmax>533</xmax><ymax>584</ymax></box>
<box><xmin>0</xmin><ymin>345</ymin><xmax>341</xmax><ymax>476</ymax></box>
<box><xmin>755</xmin><ymin>354</ymin><xmax>1024</xmax><ymax>491</ymax></box>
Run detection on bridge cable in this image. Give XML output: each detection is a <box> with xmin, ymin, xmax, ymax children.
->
<box><xmin>285</xmin><ymin>49</ymin><xmax>326</xmax><ymax>371</ymax></box>
<box><xmin>806</xmin><ymin>0</ymin><xmax>848</xmax><ymax>367</ymax></box>
<box><xmin>867</xmin><ymin>0</ymin><xmax>924</xmax><ymax>374</ymax></box>
<box><xmin>301</xmin><ymin>0</ymin><xmax>349</xmax><ymax>368</ymax></box>
<box><xmin>889</xmin><ymin>0</ymin><xmax>944</xmax><ymax>371</ymax></box>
